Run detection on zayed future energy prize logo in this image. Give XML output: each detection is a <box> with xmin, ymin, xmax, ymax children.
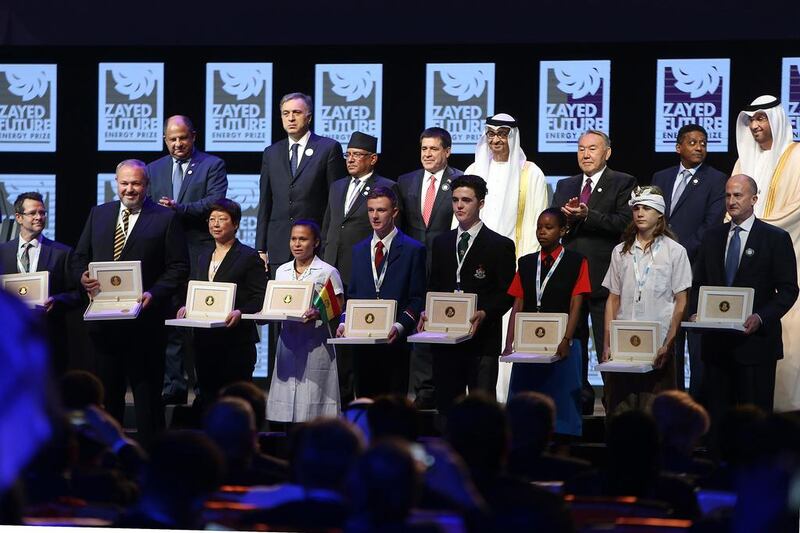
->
<box><xmin>98</xmin><ymin>63</ymin><xmax>163</xmax><ymax>151</ymax></box>
<box><xmin>425</xmin><ymin>63</ymin><xmax>494</xmax><ymax>155</ymax></box>
<box><xmin>655</xmin><ymin>59</ymin><xmax>730</xmax><ymax>152</ymax></box>
<box><xmin>781</xmin><ymin>58</ymin><xmax>800</xmax><ymax>141</ymax></box>
<box><xmin>315</xmin><ymin>64</ymin><xmax>383</xmax><ymax>152</ymax></box>
<box><xmin>205</xmin><ymin>63</ymin><xmax>272</xmax><ymax>152</ymax></box>
<box><xmin>538</xmin><ymin>60</ymin><xmax>610</xmax><ymax>153</ymax></box>
<box><xmin>0</xmin><ymin>65</ymin><xmax>56</xmax><ymax>152</ymax></box>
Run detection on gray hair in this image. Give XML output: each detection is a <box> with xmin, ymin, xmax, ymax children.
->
<box><xmin>279</xmin><ymin>92</ymin><xmax>313</xmax><ymax>113</ymax></box>
<box><xmin>116</xmin><ymin>159</ymin><xmax>149</xmax><ymax>183</ymax></box>
<box><xmin>580</xmin><ymin>129</ymin><xmax>611</xmax><ymax>149</ymax></box>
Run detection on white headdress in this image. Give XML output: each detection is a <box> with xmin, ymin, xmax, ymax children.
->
<box><xmin>628</xmin><ymin>186</ymin><xmax>666</xmax><ymax>214</ymax></box>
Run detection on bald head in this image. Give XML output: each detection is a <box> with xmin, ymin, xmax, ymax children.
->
<box><xmin>726</xmin><ymin>174</ymin><xmax>758</xmax><ymax>224</ymax></box>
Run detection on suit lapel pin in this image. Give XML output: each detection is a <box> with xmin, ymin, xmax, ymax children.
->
<box><xmin>442</xmin><ymin>182</ymin><xmax>450</xmax><ymax>191</ymax></box>
<box><xmin>305</xmin><ymin>148</ymin><xmax>314</xmax><ymax>157</ymax></box>
<box><xmin>474</xmin><ymin>265</ymin><xmax>486</xmax><ymax>279</ymax></box>
<box><xmin>187</xmin><ymin>170</ymin><xmax>193</xmax><ymax>175</ymax></box>
<box><xmin>693</xmin><ymin>179</ymin><xmax>699</xmax><ymax>184</ymax></box>
<box><xmin>597</xmin><ymin>187</ymin><xmax>603</xmax><ymax>193</ymax></box>
<box><xmin>362</xmin><ymin>185</ymin><xmax>371</xmax><ymax>196</ymax></box>
<box><xmin>745</xmin><ymin>248</ymin><xmax>755</xmax><ymax>257</ymax></box>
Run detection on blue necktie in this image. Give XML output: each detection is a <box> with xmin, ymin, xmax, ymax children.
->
<box><xmin>290</xmin><ymin>143</ymin><xmax>300</xmax><ymax>177</ymax></box>
<box><xmin>172</xmin><ymin>159</ymin><xmax>185</xmax><ymax>200</ymax></box>
<box><xmin>725</xmin><ymin>226</ymin><xmax>742</xmax><ymax>286</ymax></box>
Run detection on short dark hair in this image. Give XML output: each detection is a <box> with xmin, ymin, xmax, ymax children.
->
<box><xmin>420</xmin><ymin>127</ymin><xmax>452</xmax><ymax>149</ymax></box>
<box><xmin>366</xmin><ymin>186</ymin><xmax>398</xmax><ymax>208</ymax></box>
<box><xmin>60</xmin><ymin>370</ymin><xmax>105</xmax><ymax>409</ymax></box>
<box><xmin>676</xmin><ymin>124</ymin><xmax>708</xmax><ymax>144</ymax></box>
<box><xmin>367</xmin><ymin>395</ymin><xmax>419</xmax><ymax>442</ymax></box>
<box><xmin>292</xmin><ymin>219</ymin><xmax>322</xmax><ymax>243</ymax></box>
<box><xmin>280</xmin><ymin>92</ymin><xmax>313</xmax><ymax>112</ymax></box>
<box><xmin>220</xmin><ymin>381</ymin><xmax>267</xmax><ymax>428</ymax></box>
<box><xmin>450</xmin><ymin>174</ymin><xmax>488</xmax><ymax>201</ymax></box>
<box><xmin>538</xmin><ymin>207</ymin><xmax>567</xmax><ymax>228</ymax></box>
<box><xmin>446</xmin><ymin>392</ymin><xmax>508</xmax><ymax>472</ymax></box>
<box><xmin>14</xmin><ymin>191</ymin><xmax>44</xmax><ymax>215</ymax></box>
<box><xmin>209</xmin><ymin>198</ymin><xmax>242</xmax><ymax>226</ymax></box>
<box><xmin>506</xmin><ymin>391</ymin><xmax>555</xmax><ymax>455</ymax></box>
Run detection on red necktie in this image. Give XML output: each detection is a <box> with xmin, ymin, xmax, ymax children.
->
<box><xmin>422</xmin><ymin>175</ymin><xmax>436</xmax><ymax>226</ymax></box>
<box><xmin>374</xmin><ymin>241</ymin><xmax>384</xmax><ymax>272</ymax></box>
<box><xmin>580</xmin><ymin>178</ymin><xmax>592</xmax><ymax>205</ymax></box>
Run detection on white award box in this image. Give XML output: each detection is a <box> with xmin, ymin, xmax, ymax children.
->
<box><xmin>165</xmin><ymin>280</ymin><xmax>237</xmax><ymax>328</ymax></box>
<box><xmin>1</xmin><ymin>271</ymin><xmax>48</xmax><ymax>308</ymax></box>
<box><xmin>328</xmin><ymin>299</ymin><xmax>397</xmax><ymax>345</ymax></box>
<box><xmin>681</xmin><ymin>286</ymin><xmax>754</xmax><ymax>333</ymax></box>
<box><xmin>597</xmin><ymin>320</ymin><xmax>661</xmax><ymax>373</ymax></box>
<box><xmin>500</xmin><ymin>312</ymin><xmax>568</xmax><ymax>364</ymax></box>
<box><xmin>408</xmin><ymin>291</ymin><xmax>476</xmax><ymax>344</ymax></box>
<box><xmin>241</xmin><ymin>280</ymin><xmax>314</xmax><ymax>322</ymax></box>
<box><xmin>83</xmin><ymin>261</ymin><xmax>142</xmax><ymax>321</ymax></box>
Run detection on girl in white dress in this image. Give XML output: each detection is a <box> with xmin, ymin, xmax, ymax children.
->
<box><xmin>267</xmin><ymin>220</ymin><xmax>345</xmax><ymax>423</ymax></box>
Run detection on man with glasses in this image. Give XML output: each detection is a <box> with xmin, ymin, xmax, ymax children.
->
<box><xmin>322</xmin><ymin>131</ymin><xmax>398</xmax><ymax>403</ymax></box>
<box><xmin>0</xmin><ymin>191</ymin><xmax>80</xmax><ymax>375</ymax></box>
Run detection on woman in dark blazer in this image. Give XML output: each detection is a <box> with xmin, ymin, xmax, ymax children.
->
<box><xmin>177</xmin><ymin>198</ymin><xmax>267</xmax><ymax>408</ymax></box>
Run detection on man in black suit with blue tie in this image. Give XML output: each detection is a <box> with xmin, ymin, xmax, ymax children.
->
<box><xmin>690</xmin><ymin>174</ymin><xmax>798</xmax><ymax>432</ymax></box>
<box><xmin>0</xmin><ymin>191</ymin><xmax>80</xmax><ymax>375</ymax></box>
<box><xmin>74</xmin><ymin>159</ymin><xmax>189</xmax><ymax>444</ymax></box>
<box><xmin>398</xmin><ymin>127</ymin><xmax>463</xmax><ymax>409</ymax></box>
<box><xmin>147</xmin><ymin>115</ymin><xmax>228</xmax><ymax>405</ymax></box>
<box><xmin>652</xmin><ymin>124</ymin><xmax>727</xmax><ymax>396</ymax></box>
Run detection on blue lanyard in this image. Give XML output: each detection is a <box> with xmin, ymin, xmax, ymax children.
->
<box><xmin>536</xmin><ymin>248</ymin><xmax>565</xmax><ymax>310</ymax></box>
<box><xmin>632</xmin><ymin>238</ymin><xmax>662</xmax><ymax>302</ymax></box>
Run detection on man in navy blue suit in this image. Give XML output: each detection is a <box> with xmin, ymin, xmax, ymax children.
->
<box><xmin>74</xmin><ymin>159</ymin><xmax>189</xmax><ymax>444</ymax></box>
<box><xmin>652</xmin><ymin>124</ymin><xmax>727</xmax><ymax>397</ymax></box>
<box><xmin>147</xmin><ymin>115</ymin><xmax>228</xmax><ymax>405</ymax></box>
<box><xmin>336</xmin><ymin>186</ymin><xmax>426</xmax><ymax>398</ymax></box>
<box><xmin>0</xmin><ymin>191</ymin><xmax>80</xmax><ymax>375</ymax></box>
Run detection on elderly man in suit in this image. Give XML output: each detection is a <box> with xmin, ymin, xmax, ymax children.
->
<box><xmin>424</xmin><ymin>175</ymin><xmax>516</xmax><ymax>414</ymax></box>
<box><xmin>0</xmin><ymin>191</ymin><xmax>80</xmax><ymax>375</ymax></box>
<box><xmin>652</xmin><ymin>124</ymin><xmax>727</xmax><ymax>397</ymax></box>
<box><xmin>397</xmin><ymin>127</ymin><xmax>463</xmax><ymax>409</ymax></box>
<box><xmin>690</xmin><ymin>175</ymin><xmax>798</xmax><ymax>435</ymax></box>
<box><xmin>74</xmin><ymin>159</ymin><xmax>189</xmax><ymax>444</ymax></box>
<box><xmin>336</xmin><ymin>186</ymin><xmax>426</xmax><ymax>398</ymax></box>
<box><xmin>552</xmin><ymin>130</ymin><xmax>636</xmax><ymax>413</ymax></box>
<box><xmin>147</xmin><ymin>115</ymin><xmax>228</xmax><ymax>405</ymax></box>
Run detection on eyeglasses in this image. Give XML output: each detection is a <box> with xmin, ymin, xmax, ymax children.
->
<box><xmin>486</xmin><ymin>130</ymin><xmax>510</xmax><ymax>140</ymax></box>
<box><xmin>21</xmin><ymin>210</ymin><xmax>47</xmax><ymax>217</ymax></box>
<box><xmin>344</xmin><ymin>151</ymin><xmax>372</xmax><ymax>160</ymax></box>
<box><xmin>208</xmin><ymin>216</ymin><xmax>232</xmax><ymax>224</ymax></box>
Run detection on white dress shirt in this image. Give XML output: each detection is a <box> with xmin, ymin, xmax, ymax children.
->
<box><xmin>288</xmin><ymin>130</ymin><xmax>311</xmax><ymax>165</ymax></box>
<box><xmin>17</xmin><ymin>234</ymin><xmax>43</xmax><ymax>273</ymax></box>
<box><xmin>724</xmin><ymin>213</ymin><xmax>755</xmax><ymax>266</ymax></box>
<box><xmin>370</xmin><ymin>226</ymin><xmax>404</xmax><ymax>334</ymax></box>
<box><xmin>420</xmin><ymin>168</ymin><xmax>446</xmax><ymax>214</ymax></box>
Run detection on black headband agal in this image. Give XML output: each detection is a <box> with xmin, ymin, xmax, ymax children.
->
<box><xmin>486</xmin><ymin>117</ymin><xmax>517</xmax><ymax>128</ymax></box>
<box><xmin>743</xmin><ymin>98</ymin><xmax>781</xmax><ymax>113</ymax></box>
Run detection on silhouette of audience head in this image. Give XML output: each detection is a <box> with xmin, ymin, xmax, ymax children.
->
<box><xmin>367</xmin><ymin>395</ymin><xmax>419</xmax><ymax>442</ymax></box>
<box><xmin>291</xmin><ymin>418</ymin><xmax>364</xmax><ymax>491</ymax></box>
<box><xmin>606</xmin><ymin>410</ymin><xmax>660</xmax><ymax>493</ymax></box>
<box><xmin>718</xmin><ymin>404</ymin><xmax>767</xmax><ymax>468</ymax></box>
<box><xmin>203</xmin><ymin>397</ymin><xmax>257</xmax><ymax>465</ymax></box>
<box><xmin>60</xmin><ymin>370</ymin><xmax>104</xmax><ymax>409</ymax></box>
<box><xmin>220</xmin><ymin>381</ymin><xmax>267</xmax><ymax>429</ymax></box>
<box><xmin>506</xmin><ymin>391</ymin><xmax>555</xmax><ymax>455</ymax></box>
<box><xmin>446</xmin><ymin>392</ymin><xmax>509</xmax><ymax>473</ymax></box>
<box><xmin>651</xmin><ymin>390</ymin><xmax>709</xmax><ymax>455</ymax></box>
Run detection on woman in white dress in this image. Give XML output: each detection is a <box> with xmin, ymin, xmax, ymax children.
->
<box><xmin>267</xmin><ymin>220</ymin><xmax>344</xmax><ymax>423</ymax></box>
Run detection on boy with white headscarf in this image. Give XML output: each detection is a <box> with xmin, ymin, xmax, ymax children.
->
<box><xmin>733</xmin><ymin>95</ymin><xmax>800</xmax><ymax>411</ymax></box>
<box><xmin>465</xmin><ymin>113</ymin><xmax>548</xmax><ymax>258</ymax></box>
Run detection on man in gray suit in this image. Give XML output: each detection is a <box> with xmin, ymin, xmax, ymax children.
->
<box><xmin>397</xmin><ymin>127</ymin><xmax>463</xmax><ymax>409</ymax></box>
<box><xmin>147</xmin><ymin>115</ymin><xmax>228</xmax><ymax>405</ymax></box>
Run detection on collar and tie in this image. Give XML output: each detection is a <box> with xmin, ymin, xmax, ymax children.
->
<box><xmin>422</xmin><ymin>175</ymin><xmax>437</xmax><ymax>227</ymax></box>
<box><xmin>290</xmin><ymin>143</ymin><xmax>300</xmax><ymax>177</ymax></box>
<box><xmin>725</xmin><ymin>226</ymin><xmax>743</xmax><ymax>286</ymax></box>
<box><xmin>671</xmin><ymin>169</ymin><xmax>692</xmax><ymax>213</ymax></box>
<box><xmin>580</xmin><ymin>178</ymin><xmax>592</xmax><ymax>205</ymax></box>
<box><xmin>113</xmin><ymin>209</ymin><xmax>131</xmax><ymax>261</ymax></box>
<box><xmin>346</xmin><ymin>178</ymin><xmax>363</xmax><ymax>213</ymax></box>
<box><xmin>172</xmin><ymin>159</ymin><xmax>187</xmax><ymax>200</ymax></box>
<box><xmin>541</xmin><ymin>253</ymin><xmax>554</xmax><ymax>276</ymax></box>
<box><xmin>20</xmin><ymin>242</ymin><xmax>32</xmax><ymax>273</ymax></box>
<box><xmin>374</xmin><ymin>241</ymin><xmax>385</xmax><ymax>272</ymax></box>
<box><xmin>458</xmin><ymin>232</ymin><xmax>471</xmax><ymax>261</ymax></box>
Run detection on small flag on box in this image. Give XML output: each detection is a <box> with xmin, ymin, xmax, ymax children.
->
<box><xmin>313</xmin><ymin>276</ymin><xmax>341</xmax><ymax>321</ymax></box>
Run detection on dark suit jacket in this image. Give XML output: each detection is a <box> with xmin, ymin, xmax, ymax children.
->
<box><xmin>191</xmin><ymin>239</ymin><xmax>267</xmax><ymax>344</ymax></box>
<box><xmin>347</xmin><ymin>229</ymin><xmax>426</xmax><ymax>335</ymax></box>
<box><xmin>690</xmin><ymin>218</ymin><xmax>798</xmax><ymax>365</ymax></box>
<box><xmin>72</xmin><ymin>198</ymin><xmax>190</xmax><ymax>320</ymax></box>
<box><xmin>652</xmin><ymin>164</ymin><xmax>727</xmax><ymax>263</ymax></box>
<box><xmin>428</xmin><ymin>224</ymin><xmax>516</xmax><ymax>355</ymax></box>
<box><xmin>147</xmin><ymin>149</ymin><xmax>228</xmax><ymax>254</ymax></box>
<box><xmin>322</xmin><ymin>173</ymin><xmax>399</xmax><ymax>285</ymax></box>
<box><xmin>255</xmin><ymin>133</ymin><xmax>346</xmax><ymax>263</ymax></box>
<box><xmin>0</xmin><ymin>236</ymin><xmax>80</xmax><ymax>309</ymax></box>
<box><xmin>398</xmin><ymin>165</ymin><xmax>463</xmax><ymax>274</ymax></box>
<box><xmin>552</xmin><ymin>168</ymin><xmax>636</xmax><ymax>297</ymax></box>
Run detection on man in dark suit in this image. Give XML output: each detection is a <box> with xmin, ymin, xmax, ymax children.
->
<box><xmin>690</xmin><ymin>175</ymin><xmax>798</xmax><ymax>432</ymax></box>
<box><xmin>0</xmin><ymin>191</ymin><xmax>80</xmax><ymax>375</ymax></box>
<box><xmin>74</xmin><ymin>159</ymin><xmax>189</xmax><ymax>444</ymax></box>
<box><xmin>256</xmin><ymin>92</ymin><xmax>346</xmax><ymax>273</ymax></box>
<box><xmin>336</xmin><ymin>186</ymin><xmax>426</xmax><ymax>398</ymax></box>
<box><xmin>147</xmin><ymin>115</ymin><xmax>228</xmax><ymax>405</ymax></box>
<box><xmin>552</xmin><ymin>130</ymin><xmax>636</xmax><ymax>413</ymax></box>
<box><xmin>397</xmin><ymin>127</ymin><xmax>463</xmax><ymax>409</ymax></box>
<box><xmin>424</xmin><ymin>175</ymin><xmax>516</xmax><ymax>413</ymax></box>
<box><xmin>323</xmin><ymin>132</ymin><xmax>398</xmax><ymax>402</ymax></box>
<box><xmin>652</xmin><ymin>124</ymin><xmax>727</xmax><ymax>396</ymax></box>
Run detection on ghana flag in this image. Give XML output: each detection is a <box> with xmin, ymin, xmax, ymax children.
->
<box><xmin>313</xmin><ymin>275</ymin><xmax>341</xmax><ymax>321</ymax></box>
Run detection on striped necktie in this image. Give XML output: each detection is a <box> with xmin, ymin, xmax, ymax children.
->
<box><xmin>113</xmin><ymin>209</ymin><xmax>131</xmax><ymax>260</ymax></box>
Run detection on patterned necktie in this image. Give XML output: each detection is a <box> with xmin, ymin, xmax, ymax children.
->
<box><xmin>374</xmin><ymin>241</ymin><xmax>385</xmax><ymax>272</ymax></box>
<box><xmin>290</xmin><ymin>143</ymin><xmax>300</xmax><ymax>177</ymax></box>
<box><xmin>725</xmin><ymin>226</ymin><xmax>742</xmax><ymax>286</ymax></box>
<box><xmin>671</xmin><ymin>169</ymin><xmax>692</xmax><ymax>213</ymax></box>
<box><xmin>20</xmin><ymin>242</ymin><xmax>32</xmax><ymax>273</ymax></box>
<box><xmin>346</xmin><ymin>178</ymin><xmax>361</xmax><ymax>213</ymax></box>
<box><xmin>580</xmin><ymin>178</ymin><xmax>592</xmax><ymax>205</ymax></box>
<box><xmin>113</xmin><ymin>209</ymin><xmax>131</xmax><ymax>261</ymax></box>
<box><xmin>458</xmin><ymin>232</ymin><xmax>471</xmax><ymax>261</ymax></box>
<box><xmin>172</xmin><ymin>159</ymin><xmax>186</xmax><ymax>200</ymax></box>
<box><xmin>422</xmin><ymin>175</ymin><xmax>437</xmax><ymax>227</ymax></box>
